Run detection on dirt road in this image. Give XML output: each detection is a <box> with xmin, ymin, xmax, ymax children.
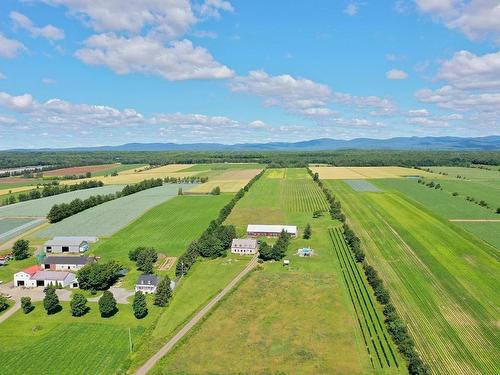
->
<box><xmin>135</xmin><ymin>255</ymin><xmax>258</xmax><ymax>375</ymax></box>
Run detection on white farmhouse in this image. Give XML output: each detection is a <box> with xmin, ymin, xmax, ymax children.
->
<box><xmin>135</xmin><ymin>274</ymin><xmax>160</xmax><ymax>294</ymax></box>
<box><xmin>231</xmin><ymin>239</ymin><xmax>258</xmax><ymax>255</ymax></box>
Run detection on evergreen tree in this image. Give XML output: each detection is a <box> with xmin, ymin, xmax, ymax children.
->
<box><xmin>0</xmin><ymin>295</ymin><xmax>8</xmax><ymax>312</ymax></box>
<box><xmin>43</xmin><ymin>286</ymin><xmax>60</xmax><ymax>315</ymax></box>
<box><xmin>70</xmin><ymin>293</ymin><xmax>88</xmax><ymax>317</ymax></box>
<box><xmin>98</xmin><ymin>290</ymin><xmax>117</xmax><ymax>317</ymax></box>
<box><xmin>154</xmin><ymin>276</ymin><xmax>173</xmax><ymax>307</ymax></box>
<box><xmin>133</xmin><ymin>291</ymin><xmax>148</xmax><ymax>319</ymax></box>
<box><xmin>303</xmin><ymin>223</ymin><xmax>312</xmax><ymax>239</ymax></box>
<box><xmin>21</xmin><ymin>296</ymin><xmax>33</xmax><ymax>314</ymax></box>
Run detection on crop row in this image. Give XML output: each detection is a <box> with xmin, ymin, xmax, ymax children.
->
<box><xmin>282</xmin><ymin>180</ymin><xmax>329</xmax><ymax>212</ymax></box>
<box><xmin>329</xmin><ymin>227</ymin><xmax>399</xmax><ymax>370</ymax></box>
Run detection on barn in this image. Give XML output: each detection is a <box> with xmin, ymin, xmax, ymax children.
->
<box><xmin>43</xmin><ymin>237</ymin><xmax>90</xmax><ymax>253</ymax></box>
<box><xmin>41</xmin><ymin>256</ymin><xmax>96</xmax><ymax>271</ymax></box>
<box><xmin>247</xmin><ymin>224</ymin><xmax>297</xmax><ymax>237</ymax></box>
<box><xmin>14</xmin><ymin>265</ymin><xmax>79</xmax><ymax>288</ymax></box>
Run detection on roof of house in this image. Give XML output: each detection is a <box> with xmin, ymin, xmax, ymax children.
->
<box><xmin>136</xmin><ymin>274</ymin><xmax>160</xmax><ymax>286</ymax></box>
<box><xmin>31</xmin><ymin>270</ymin><xmax>76</xmax><ymax>281</ymax></box>
<box><xmin>44</xmin><ymin>238</ymin><xmax>88</xmax><ymax>247</ymax></box>
<box><xmin>247</xmin><ymin>224</ymin><xmax>297</xmax><ymax>234</ymax></box>
<box><xmin>42</xmin><ymin>256</ymin><xmax>95</xmax><ymax>265</ymax></box>
<box><xmin>231</xmin><ymin>238</ymin><xmax>258</xmax><ymax>248</ymax></box>
<box><xmin>20</xmin><ymin>265</ymin><xmax>42</xmax><ymax>276</ymax></box>
<box><xmin>53</xmin><ymin>236</ymin><xmax>98</xmax><ymax>243</ymax></box>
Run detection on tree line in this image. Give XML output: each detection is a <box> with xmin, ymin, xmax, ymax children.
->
<box><xmin>2</xmin><ymin>150</ymin><xmax>500</xmax><ymax>169</ymax></box>
<box><xmin>175</xmin><ymin>169</ymin><xmax>266</xmax><ymax>277</ymax></box>
<box><xmin>1</xmin><ymin>180</ymin><xmax>104</xmax><ymax>207</ymax></box>
<box><xmin>46</xmin><ymin>178</ymin><xmax>163</xmax><ymax>223</ymax></box>
<box><xmin>258</xmin><ymin>230</ymin><xmax>291</xmax><ymax>261</ymax></box>
<box><xmin>163</xmin><ymin>176</ymin><xmax>208</xmax><ymax>184</ymax></box>
<box><xmin>309</xmin><ymin>167</ymin><xmax>430</xmax><ymax>375</ymax></box>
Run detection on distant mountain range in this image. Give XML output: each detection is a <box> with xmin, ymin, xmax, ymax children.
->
<box><xmin>8</xmin><ymin>135</ymin><xmax>500</xmax><ymax>152</ymax></box>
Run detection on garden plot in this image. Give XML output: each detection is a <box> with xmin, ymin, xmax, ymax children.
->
<box><xmin>35</xmin><ymin>184</ymin><xmax>195</xmax><ymax>238</ymax></box>
<box><xmin>345</xmin><ymin>179</ymin><xmax>383</xmax><ymax>192</ymax></box>
<box><xmin>0</xmin><ymin>185</ymin><xmax>124</xmax><ymax>218</ymax></box>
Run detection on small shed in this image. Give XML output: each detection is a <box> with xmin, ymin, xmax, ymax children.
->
<box><xmin>298</xmin><ymin>248</ymin><xmax>313</xmax><ymax>257</ymax></box>
<box><xmin>283</xmin><ymin>259</ymin><xmax>290</xmax><ymax>267</ymax></box>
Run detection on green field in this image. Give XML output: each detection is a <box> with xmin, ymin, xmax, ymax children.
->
<box><xmin>34</xmin><ymin>184</ymin><xmax>195</xmax><ymax>238</ymax></box>
<box><xmin>0</xmin><ymin>178</ymin><xmax>45</xmax><ymax>190</ymax></box>
<box><xmin>0</xmin><ymin>300</ymin><xmax>161</xmax><ymax>375</ymax></box>
<box><xmin>179</xmin><ymin>163</ymin><xmax>265</xmax><ymax>172</ymax></box>
<box><xmin>90</xmin><ymin>163</ymin><xmax>146</xmax><ymax>177</ymax></box>
<box><xmin>328</xmin><ymin>179</ymin><xmax>500</xmax><ymax>374</ymax></box>
<box><xmin>376</xmin><ymin>179</ymin><xmax>500</xmax><ymax>248</ymax></box>
<box><xmin>422</xmin><ymin>166</ymin><xmax>500</xmax><ymax>180</ymax></box>
<box><xmin>153</xmin><ymin>169</ymin><xmax>402</xmax><ymax>374</ymax></box>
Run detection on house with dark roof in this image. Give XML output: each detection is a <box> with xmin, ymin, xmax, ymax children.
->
<box><xmin>135</xmin><ymin>274</ymin><xmax>160</xmax><ymax>294</ymax></box>
<box><xmin>42</xmin><ymin>256</ymin><xmax>96</xmax><ymax>271</ymax></box>
<box><xmin>44</xmin><ymin>237</ymin><xmax>90</xmax><ymax>253</ymax></box>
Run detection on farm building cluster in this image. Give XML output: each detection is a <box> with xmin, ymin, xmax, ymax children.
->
<box><xmin>229</xmin><ymin>224</ymin><xmax>298</xmax><ymax>256</ymax></box>
<box><xmin>43</xmin><ymin>236</ymin><xmax>98</xmax><ymax>253</ymax></box>
<box><xmin>14</xmin><ymin>265</ymin><xmax>79</xmax><ymax>288</ymax></box>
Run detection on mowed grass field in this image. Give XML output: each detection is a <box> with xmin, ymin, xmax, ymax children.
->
<box><xmin>328</xmin><ymin>179</ymin><xmax>500</xmax><ymax>374</ymax></box>
<box><xmin>188</xmin><ymin>168</ymin><xmax>263</xmax><ymax>193</ymax></box>
<box><xmin>422</xmin><ymin>166</ymin><xmax>500</xmax><ymax>180</ymax></box>
<box><xmin>154</xmin><ymin>169</ymin><xmax>402</xmax><ymax>375</ymax></box>
<box><xmin>311</xmin><ymin>166</ymin><xmax>435</xmax><ymax>179</ymax></box>
<box><xmin>0</xmin><ymin>300</ymin><xmax>161</xmax><ymax>375</ymax></box>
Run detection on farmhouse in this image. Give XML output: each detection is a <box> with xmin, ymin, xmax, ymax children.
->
<box><xmin>41</xmin><ymin>256</ymin><xmax>96</xmax><ymax>271</ymax></box>
<box><xmin>247</xmin><ymin>224</ymin><xmax>297</xmax><ymax>237</ymax></box>
<box><xmin>135</xmin><ymin>274</ymin><xmax>160</xmax><ymax>294</ymax></box>
<box><xmin>44</xmin><ymin>237</ymin><xmax>90</xmax><ymax>253</ymax></box>
<box><xmin>231</xmin><ymin>239</ymin><xmax>258</xmax><ymax>255</ymax></box>
<box><xmin>14</xmin><ymin>265</ymin><xmax>78</xmax><ymax>288</ymax></box>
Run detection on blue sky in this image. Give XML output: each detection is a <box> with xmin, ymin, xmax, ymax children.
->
<box><xmin>0</xmin><ymin>0</ymin><xmax>499</xmax><ymax>149</ymax></box>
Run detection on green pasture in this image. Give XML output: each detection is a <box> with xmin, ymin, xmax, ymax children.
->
<box><xmin>0</xmin><ymin>300</ymin><xmax>161</xmax><ymax>375</ymax></box>
<box><xmin>0</xmin><ymin>178</ymin><xmax>45</xmax><ymax>190</ymax></box>
<box><xmin>328</xmin><ymin>179</ymin><xmax>500</xmax><ymax>375</ymax></box>
<box><xmin>0</xmin><ymin>185</ymin><xmax>124</xmax><ymax>218</ymax></box>
<box><xmin>0</xmin><ymin>247</ymin><xmax>36</xmax><ymax>283</ymax></box>
<box><xmin>34</xmin><ymin>184</ymin><xmax>193</xmax><ymax>238</ymax></box>
<box><xmin>155</xmin><ymin>168</ymin><xmax>399</xmax><ymax>374</ymax></box>
<box><xmin>422</xmin><ymin>166</ymin><xmax>500</xmax><ymax>180</ymax></box>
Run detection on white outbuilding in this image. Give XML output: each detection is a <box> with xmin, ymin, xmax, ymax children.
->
<box><xmin>14</xmin><ymin>265</ymin><xmax>79</xmax><ymax>288</ymax></box>
<box><xmin>247</xmin><ymin>224</ymin><xmax>297</xmax><ymax>237</ymax></box>
<box><xmin>43</xmin><ymin>237</ymin><xmax>90</xmax><ymax>253</ymax></box>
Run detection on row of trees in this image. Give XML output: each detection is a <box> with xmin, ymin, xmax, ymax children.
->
<box><xmin>310</xmin><ymin>168</ymin><xmax>430</xmax><ymax>375</ymax></box>
<box><xmin>46</xmin><ymin>178</ymin><xmax>163</xmax><ymax>223</ymax></box>
<box><xmin>175</xmin><ymin>169</ymin><xmax>266</xmax><ymax>277</ymax></box>
<box><xmin>1</xmin><ymin>180</ymin><xmax>104</xmax><ymax>207</ymax></box>
<box><xmin>163</xmin><ymin>176</ymin><xmax>208</xmax><ymax>184</ymax></box>
<box><xmin>308</xmin><ymin>169</ymin><xmax>345</xmax><ymax>222</ymax></box>
<box><xmin>417</xmin><ymin>179</ymin><xmax>442</xmax><ymax>190</ymax></box>
<box><xmin>258</xmin><ymin>230</ymin><xmax>291</xmax><ymax>261</ymax></box>
<box><xmin>3</xmin><ymin>150</ymin><xmax>500</xmax><ymax>170</ymax></box>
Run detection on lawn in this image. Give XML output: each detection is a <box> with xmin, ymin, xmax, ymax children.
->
<box><xmin>0</xmin><ymin>248</ymin><xmax>36</xmax><ymax>283</ymax></box>
<box><xmin>153</xmin><ymin>169</ymin><xmax>401</xmax><ymax>374</ymax></box>
<box><xmin>0</xmin><ymin>300</ymin><xmax>161</xmax><ymax>375</ymax></box>
<box><xmin>328</xmin><ymin>179</ymin><xmax>500</xmax><ymax>375</ymax></box>
<box><xmin>34</xmin><ymin>184</ymin><xmax>194</xmax><ymax>238</ymax></box>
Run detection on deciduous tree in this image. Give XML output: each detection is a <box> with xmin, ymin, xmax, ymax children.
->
<box><xmin>98</xmin><ymin>290</ymin><xmax>117</xmax><ymax>317</ymax></box>
<box><xmin>12</xmin><ymin>239</ymin><xmax>30</xmax><ymax>260</ymax></box>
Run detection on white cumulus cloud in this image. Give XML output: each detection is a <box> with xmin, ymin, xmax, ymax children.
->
<box><xmin>0</xmin><ymin>33</ymin><xmax>26</xmax><ymax>58</ymax></box>
<box><xmin>386</xmin><ymin>69</ymin><xmax>408</xmax><ymax>80</ymax></box>
<box><xmin>10</xmin><ymin>11</ymin><xmax>64</xmax><ymax>40</ymax></box>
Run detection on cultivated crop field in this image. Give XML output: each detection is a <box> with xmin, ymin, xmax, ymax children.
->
<box><xmin>188</xmin><ymin>168</ymin><xmax>263</xmax><ymax>193</ymax></box>
<box><xmin>156</xmin><ymin>168</ymin><xmax>402</xmax><ymax>374</ymax></box>
<box><xmin>0</xmin><ymin>301</ymin><xmax>161</xmax><ymax>375</ymax></box>
<box><xmin>34</xmin><ymin>183</ymin><xmax>194</xmax><ymax>238</ymax></box>
<box><xmin>43</xmin><ymin>163</ymin><xmax>122</xmax><ymax>176</ymax></box>
<box><xmin>0</xmin><ymin>217</ymin><xmax>44</xmax><ymax>243</ymax></box>
<box><xmin>328</xmin><ymin>179</ymin><xmax>500</xmax><ymax>375</ymax></box>
<box><xmin>311</xmin><ymin>166</ymin><xmax>435</xmax><ymax>179</ymax></box>
<box><xmin>0</xmin><ymin>185</ymin><xmax>124</xmax><ymax>218</ymax></box>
